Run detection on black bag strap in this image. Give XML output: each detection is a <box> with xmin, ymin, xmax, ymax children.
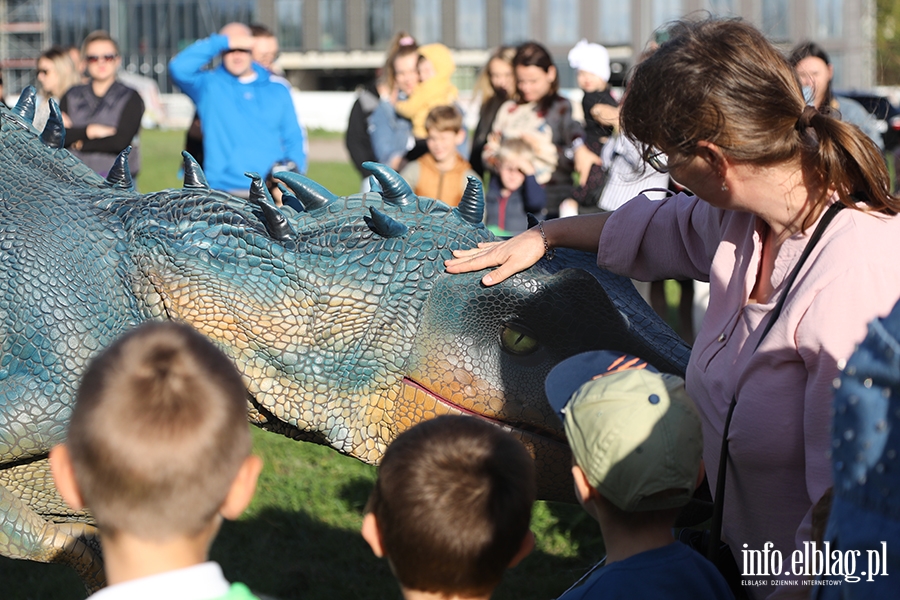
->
<box><xmin>706</xmin><ymin>201</ymin><xmax>845</xmax><ymax>564</ymax></box>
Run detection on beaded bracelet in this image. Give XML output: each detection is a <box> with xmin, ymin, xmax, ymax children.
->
<box><xmin>537</xmin><ymin>221</ymin><xmax>555</xmax><ymax>261</ymax></box>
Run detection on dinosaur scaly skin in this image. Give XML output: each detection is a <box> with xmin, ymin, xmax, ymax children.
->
<box><xmin>0</xmin><ymin>89</ymin><xmax>690</xmax><ymax>585</ymax></box>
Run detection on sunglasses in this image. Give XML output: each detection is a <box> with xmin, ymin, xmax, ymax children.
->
<box><xmin>222</xmin><ymin>48</ymin><xmax>251</xmax><ymax>55</ymax></box>
<box><xmin>86</xmin><ymin>54</ymin><xmax>117</xmax><ymax>63</ymax></box>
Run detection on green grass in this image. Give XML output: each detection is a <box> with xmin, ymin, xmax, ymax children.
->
<box><xmin>0</xmin><ymin>129</ymin><xmax>604</xmax><ymax>599</ymax></box>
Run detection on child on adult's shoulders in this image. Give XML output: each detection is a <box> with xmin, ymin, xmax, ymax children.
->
<box><xmin>400</xmin><ymin>105</ymin><xmax>479</xmax><ymax>207</ymax></box>
<box><xmin>486</xmin><ymin>137</ymin><xmax>547</xmax><ymax>235</ymax></box>
<box><xmin>394</xmin><ymin>43</ymin><xmax>459</xmax><ymax>141</ymax></box>
<box><xmin>567</xmin><ymin>39</ymin><xmax>619</xmax><ymax>211</ymax></box>
<box><xmin>545</xmin><ymin>351</ymin><xmax>734</xmax><ymax>600</ymax></box>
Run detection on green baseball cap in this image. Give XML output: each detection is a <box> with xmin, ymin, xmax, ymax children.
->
<box><xmin>545</xmin><ymin>351</ymin><xmax>703</xmax><ymax>512</ymax></box>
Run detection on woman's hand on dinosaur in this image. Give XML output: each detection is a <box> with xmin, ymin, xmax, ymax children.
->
<box><xmin>444</xmin><ymin>229</ymin><xmax>546</xmax><ymax>286</ymax></box>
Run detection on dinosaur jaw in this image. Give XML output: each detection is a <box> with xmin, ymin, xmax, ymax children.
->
<box><xmin>400</xmin><ymin>377</ymin><xmax>574</xmax><ymax>502</ymax></box>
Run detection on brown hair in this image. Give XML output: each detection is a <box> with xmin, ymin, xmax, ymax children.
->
<box><xmin>383</xmin><ymin>31</ymin><xmax>418</xmax><ymax>92</ymax></box>
<box><xmin>620</xmin><ymin>18</ymin><xmax>899</xmax><ymax>229</ymax></box>
<box><xmin>788</xmin><ymin>41</ymin><xmax>834</xmax><ymax>109</ymax></box>
<box><xmin>80</xmin><ymin>30</ymin><xmax>119</xmax><ymax>57</ymax></box>
<box><xmin>425</xmin><ymin>105</ymin><xmax>463</xmax><ymax>133</ymax></box>
<box><xmin>474</xmin><ymin>46</ymin><xmax>517</xmax><ymax>103</ymax></box>
<box><xmin>366</xmin><ymin>415</ymin><xmax>536</xmax><ymax>597</ymax></box>
<box><xmin>37</xmin><ymin>45</ymin><xmax>81</xmax><ymax>100</ymax></box>
<box><xmin>67</xmin><ymin>321</ymin><xmax>251</xmax><ymax>540</ymax></box>
<box><xmin>513</xmin><ymin>41</ymin><xmax>560</xmax><ymax>113</ymax></box>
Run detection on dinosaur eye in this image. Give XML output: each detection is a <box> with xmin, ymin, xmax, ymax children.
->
<box><xmin>500</xmin><ymin>322</ymin><xmax>540</xmax><ymax>356</ymax></box>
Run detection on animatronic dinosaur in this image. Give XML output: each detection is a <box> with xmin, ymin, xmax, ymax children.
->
<box><xmin>0</xmin><ymin>89</ymin><xmax>690</xmax><ymax>585</ymax></box>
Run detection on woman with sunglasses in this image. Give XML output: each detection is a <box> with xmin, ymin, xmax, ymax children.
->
<box><xmin>447</xmin><ymin>18</ymin><xmax>900</xmax><ymax>597</ymax></box>
<box><xmin>60</xmin><ymin>30</ymin><xmax>144</xmax><ymax>179</ymax></box>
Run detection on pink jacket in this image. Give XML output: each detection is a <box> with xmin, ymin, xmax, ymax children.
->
<box><xmin>598</xmin><ymin>193</ymin><xmax>900</xmax><ymax>598</ymax></box>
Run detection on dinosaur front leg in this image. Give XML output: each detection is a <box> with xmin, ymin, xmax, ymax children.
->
<box><xmin>0</xmin><ymin>483</ymin><xmax>104</xmax><ymax>590</ymax></box>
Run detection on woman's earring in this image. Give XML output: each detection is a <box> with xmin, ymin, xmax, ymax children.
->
<box><xmin>721</xmin><ymin>181</ymin><xmax>729</xmax><ymax>192</ymax></box>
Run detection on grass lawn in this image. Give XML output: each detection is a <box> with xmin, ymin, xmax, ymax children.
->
<box><xmin>0</xmin><ymin>128</ymin><xmax>604</xmax><ymax>599</ymax></box>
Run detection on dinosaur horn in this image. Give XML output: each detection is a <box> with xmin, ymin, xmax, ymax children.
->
<box><xmin>363</xmin><ymin>162</ymin><xmax>415</xmax><ymax>206</ymax></box>
<box><xmin>277</xmin><ymin>183</ymin><xmax>306</xmax><ymax>213</ymax></box>
<box><xmin>12</xmin><ymin>86</ymin><xmax>37</xmax><ymax>123</ymax></box>
<box><xmin>456</xmin><ymin>176</ymin><xmax>485</xmax><ymax>226</ymax></box>
<box><xmin>181</xmin><ymin>152</ymin><xmax>209</xmax><ymax>189</ymax></box>
<box><xmin>276</xmin><ymin>171</ymin><xmax>337</xmax><ymax>211</ymax></box>
<box><xmin>365</xmin><ymin>206</ymin><xmax>408</xmax><ymax>238</ymax></box>
<box><xmin>104</xmin><ymin>147</ymin><xmax>134</xmax><ymax>190</ymax></box>
<box><xmin>245</xmin><ymin>172</ymin><xmax>296</xmax><ymax>241</ymax></box>
<box><xmin>368</xmin><ymin>175</ymin><xmax>383</xmax><ymax>193</ymax></box>
<box><xmin>40</xmin><ymin>99</ymin><xmax>65</xmax><ymax>149</ymax></box>
<box><xmin>526</xmin><ymin>213</ymin><xmax>541</xmax><ymax>229</ymax></box>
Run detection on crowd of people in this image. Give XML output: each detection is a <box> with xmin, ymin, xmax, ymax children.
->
<box><xmin>18</xmin><ymin>13</ymin><xmax>900</xmax><ymax>600</ymax></box>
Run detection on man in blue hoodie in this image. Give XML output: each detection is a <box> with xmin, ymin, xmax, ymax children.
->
<box><xmin>169</xmin><ymin>23</ymin><xmax>306</xmax><ymax>197</ymax></box>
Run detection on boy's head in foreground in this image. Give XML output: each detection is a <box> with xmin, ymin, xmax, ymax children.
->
<box><xmin>51</xmin><ymin>321</ymin><xmax>261</xmax><ymax>546</ymax></box>
<box><xmin>362</xmin><ymin>415</ymin><xmax>536</xmax><ymax>599</ymax></box>
<box><xmin>425</xmin><ymin>105</ymin><xmax>466</xmax><ymax>165</ymax></box>
<box><xmin>545</xmin><ymin>351</ymin><xmax>702</xmax><ymax>527</ymax></box>
<box><xmin>567</xmin><ymin>39</ymin><xmax>610</xmax><ymax>93</ymax></box>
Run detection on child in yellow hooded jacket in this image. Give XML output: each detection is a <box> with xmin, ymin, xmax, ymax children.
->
<box><xmin>395</xmin><ymin>43</ymin><xmax>459</xmax><ymax>139</ymax></box>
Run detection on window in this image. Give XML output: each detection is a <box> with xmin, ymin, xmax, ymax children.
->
<box><xmin>762</xmin><ymin>0</ymin><xmax>790</xmax><ymax>40</ymax></box>
<box><xmin>652</xmin><ymin>0</ymin><xmax>683</xmax><ymax>31</ymax></box>
<box><xmin>547</xmin><ymin>0</ymin><xmax>578</xmax><ymax>46</ymax></box>
<box><xmin>502</xmin><ymin>0</ymin><xmax>529</xmax><ymax>45</ymax></box>
<box><xmin>366</xmin><ymin>0</ymin><xmax>393</xmax><ymax>48</ymax></box>
<box><xmin>320</xmin><ymin>0</ymin><xmax>346</xmax><ymax>50</ymax></box>
<box><xmin>599</xmin><ymin>0</ymin><xmax>630</xmax><ymax>46</ymax></box>
<box><xmin>457</xmin><ymin>0</ymin><xmax>486</xmax><ymax>48</ymax></box>
<box><xmin>816</xmin><ymin>0</ymin><xmax>843</xmax><ymax>39</ymax></box>
<box><xmin>413</xmin><ymin>0</ymin><xmax>441</xmax><ymax>44</ymax></box>
<box><xmin>276</xmin><ymin>0</ymin><xmax>303</xmax><ymax>49</ymax></box>
<box><xmin>707</xmin><ymin>0</ymin><xmax>735</xmax><ymax>16</ymax></box>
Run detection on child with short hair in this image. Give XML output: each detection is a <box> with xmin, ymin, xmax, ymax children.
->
<box><xmin>400</xmin><ymin>105</ymin><xmax>479</xmax><ymax>206</ymax></box>
<box><xmin>50</xmin><ymin>321</ymin><xmax>264</xmax><ymax>599</ymax></box>
<box><xmin>486</xmin><ymin>137</ymin><xmax>547</xmax><ymax>235</ymax></box>
<box><xmin>544</xmin><ymin>351</ymin><xmax>733</xmax><ymax>599</ymax></box>
<box><xmin>567</xmin><ymin>39</ymin><xmax>619</xmax><ymax>209</ymax></box>
<box><xmin>361</xmin><ymin>415</ymin><xmax>536</xmax><ymax>600</ymax></box>
<box><xmin>394</xmin><ymin>43</ymin><xmax>459</xmax><ymax>140</ymax></box>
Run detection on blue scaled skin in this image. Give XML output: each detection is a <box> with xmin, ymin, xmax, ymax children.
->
<box><xmin>0</xmin><ymin>88</ymin><xmax>690</xmax><ymax>587</ymax></box>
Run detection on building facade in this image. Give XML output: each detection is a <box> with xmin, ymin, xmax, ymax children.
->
<box><xmin>0</xmin><ymin>0</ymin><xmax>876</xmax><ymax>95</ymax></box>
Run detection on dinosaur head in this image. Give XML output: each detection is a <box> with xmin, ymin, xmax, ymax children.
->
<box><xmin>110</xmin><ymin>158</ymin><xmax>689</xmax><ymax>501</ymax></box>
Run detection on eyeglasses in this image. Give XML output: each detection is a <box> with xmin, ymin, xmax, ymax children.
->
<box><xmin>222</xmin><ymin>48</ymin><xmax>251</xmax><ymax>56</ymax></box>
<box><xmin>647</xmin><ymin>150</ymin><xmax>669</xmax><ymax>174</ymax></box>
<box><xmin>86</xmin><ymin>54</ymin><xmax>117</xmax><ymax>64</ymax></box>
<box><xmin>37</xmin><ymin>69</ymin><xmax>48</xmax><ymax>75</ymax></box>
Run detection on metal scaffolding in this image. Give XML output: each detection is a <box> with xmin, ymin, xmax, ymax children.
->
<box><xmin>0</xmin><ymin>0</ymin><xmax>49</xmax><ymax>95</ymax></box>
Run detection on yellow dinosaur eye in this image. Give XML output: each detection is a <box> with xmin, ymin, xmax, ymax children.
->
<box><xmin>500</xmin><ymin>323</ymin><xmax>540</xmax><ymax>356</ymax></box>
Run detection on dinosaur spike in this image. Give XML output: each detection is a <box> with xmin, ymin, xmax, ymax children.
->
<box><xmin>245</xmin><ymin>172</ymin><xmax>296</xmax><ymax>241</ymax></box>
<box><xmin>104</xmin><ymin>147</ymin><xmax>134</xmax><ymax>190</ymax></box>
<box><xmin>276</xmin><ymin>171</ymin><xmax>338</xmax><ymax>211</ymax></box>
<box><xmin>40</xmin><ymin>99</ymin><xmax>65</xmax><ymax>149</ymax></box>
<box><xmin>12</xmin><ymin>86</ymin><xmax>37</xmax><ymax>123</ymax></box>
<box><xmin>362</xmin><ymin>162</ymin><xmax>415</xmax><ymax>206</ymax></box>
<box><xmin>456</xmin><ymin>176</ymin><xmax>485</xmax><ymax>226</ymax></box>
<box><xmin>368</xmin><ymin>175</ymin><xmax>383</xmax><ymax>193</ymax></box>
<box><xmin>365</xmin><ymin>206</ymin><xmax>409</xmax><ymax>239</ymax></box>
<box><xmin>526</xmin><ymin>213</ymin><xmax>541</xmax><ymax>229</ymax></box>
<box><xmin>277</xmin><ymin>183</ymin><xmax>306</xmax><ymax>213</ymax></box>
<box><xmin>181</xmin><ymin>151</ymin><xmax>209</xmax><ymax>189</ymax></box>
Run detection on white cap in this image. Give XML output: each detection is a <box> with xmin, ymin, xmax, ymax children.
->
<box><xmin>567</xmin><ymin>39</ymin><xmax>611</xmax><ymax>82</ymax></box>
